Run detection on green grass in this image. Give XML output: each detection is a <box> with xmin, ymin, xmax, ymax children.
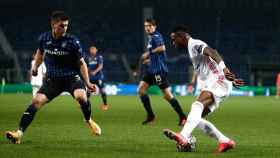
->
<box><xmin>0</xmin><ymin>94</ymin><xmax>280</xmax><ymax>158</ymax></box>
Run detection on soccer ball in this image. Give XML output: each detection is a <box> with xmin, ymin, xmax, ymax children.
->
<box><xmin>176</xmin><ymin>135</ymin><xmax>197</xmax><ymax>152</ymax></box>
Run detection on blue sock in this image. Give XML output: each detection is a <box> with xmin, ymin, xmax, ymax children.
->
<box><xmin>168</xmin><ymin>98</ymin><xmax>186</xmax><ymax>119</ymax></box>
<box><xmin>140</xmin><ymin>94</ymin><xmax>154</xmax><ymax>117</ymax></box>
<box><xmin>19</xmin><ymin>104</ymin><xmax>38</xmax><ymax>132</ymax></box>
<box><xmin>79</xmin><ymin>100</ymin><xmax>92</xmax><ymax>121</ymax></box>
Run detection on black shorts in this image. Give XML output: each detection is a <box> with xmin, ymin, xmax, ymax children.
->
<box><xmin>142</xmin><ymin>73</ymin><xmax>170</xmax><ymax>89</ymax></box>
<box><xmin>38</xmin><ymin>75</ymin><xmax>86</xmax><ymax>100</ymax></box>
<box><xmin>90</xmin><ymin>79</ymin><xmax>105</xmax><ymax>89</ymax></box>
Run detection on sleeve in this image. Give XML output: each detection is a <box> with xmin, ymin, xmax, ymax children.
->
<box><xmin>189</xmin><ymin>40</ymin><xmax>208</xmax><ymax>58</ymax></box>
<box><xmin>73</xmin><ymin>38</ymin><xmax>83</xmax><ymax>60</ymax></box>
<box><xmin>37</xmin><ymin>34</ymin><xmax>44</xmax><ymax>54</ymax></box>
<box><xmin>152</xmin><ymin>35</ymin><xmax>165</xmax><ymax>48</ymax></box>
<box><xmin>97</xmin><ymin>55</ymin><xmax>103</xmax><ymax>65</ymax></box>
<box><xmin>42</xmin><ymin>62</ymin><xmax>47</xmax><ymax>74</ymax></box>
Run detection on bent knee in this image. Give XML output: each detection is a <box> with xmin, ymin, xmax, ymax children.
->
<box><xmin>31</xmin><ymin>98</ymin><xmax>44</xmax><ymax>109</ymax></box>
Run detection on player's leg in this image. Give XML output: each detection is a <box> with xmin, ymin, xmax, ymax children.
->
<box><xmin>163</xmin><ymin>91</ymin><xmax>214</xmax><ymax>146</ymax></box>
<box><xmin>137</xmin><ymin>80</ymin><xmax>155</xmax><ymax>124</ymax></box>
<box><xmin>5</xmin><ymin>78</ymin><xmax>61</xmax><ymax>144</ymax></box>
<box><xmin>276</xmin><ymin>83</ymin><xmax>280</xmax><ymax>98</ymax></box>
<box><xmin>32</xmin><ymin>85</ymin><xmax>40</xmax><ymax>98</ymax></box>
<box><xmin>70</xmin><ymin>79</ymin><xmax>101</xmax><ymax>136</ymax></box>
<box><xmin>5</xmin><ymin>93</ymin><xmax>49</xmax><ymax>144</ymax></box>
<box><xmin>161</xmin><ymin>87</ymin><xmax>186</xmax><ymax>126</ymax></box>
<box><xmin>97</xmin><ymin>80</ymin><xmax>109</xmax><ymax>110</ymax></box>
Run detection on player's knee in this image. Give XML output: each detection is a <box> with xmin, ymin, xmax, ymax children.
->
<box><xmin>74</xmin><ymin>94</ymin><xmax>87</xmax><ymax>102</ymax></box>
<box><xmin>31</xmin><ymin>98</ymin><xmax>43</xmax><ymax>109</ymax></box>
<box><xmin>191</xmin><ymin>101</ymin><xmax>204</xmax><ymax>110</ymax></box>
<box><xmin>162</xmin><ymin>89</ymin><xmax>173</xmax><ymax>101</ymax></box>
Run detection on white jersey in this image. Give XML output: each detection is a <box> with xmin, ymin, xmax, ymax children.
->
<box><xmin>187</xmin><ymin>38</ymin><xmax>224</xmax><ymax>82</ymax></box>
<box><xmin>31</xmin><ymin>60</ymin><xmax>46</xmax><ymax>87</ymax></box>
<box><xmin>187</xmin><ymin>38</ymin><xmax>232</xmax><ymax>112</ymax></box>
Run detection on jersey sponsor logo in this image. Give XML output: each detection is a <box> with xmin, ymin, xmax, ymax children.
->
<box><xmin>44</xmin><ymin>49</ymin><xmax>69</xmax><ymax>56</ymax></box>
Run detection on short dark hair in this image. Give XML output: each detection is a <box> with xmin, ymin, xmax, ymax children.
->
<box><xmin>172</xmin><ymin>25</ymin><xmax>191</xmax><ymax>34</ymax></box>
<box><xmin>50</xmin><ymin>10</ymin><xmax>69</xmax><ymax>22</ymax></box>
<box><xmin>145</xmin><ymin>18</ymin><xmax>156</xmax><ymax>26</ymax></box>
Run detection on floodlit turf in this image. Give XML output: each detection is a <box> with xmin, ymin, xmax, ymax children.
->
<box><xmin>0</xmin><ymin>94</ymin><xmax>279</xmax><ymax>158</ymax></box>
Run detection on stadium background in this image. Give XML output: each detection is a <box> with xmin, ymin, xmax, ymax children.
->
<box><xmin>0</xmin><ymin>0</ymin><xmax>279</xmax><ymax>95</ymax></box>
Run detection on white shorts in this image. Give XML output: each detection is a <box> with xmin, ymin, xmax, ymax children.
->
<box><xmin>32</xmin><ymin>85</ymin><xmax>41</xmax><ymax>98</ymax></box>
<box><xmin>201</xmin><ymin>79</ymin><xmax>232</xmax><ymax>112</ymax></box>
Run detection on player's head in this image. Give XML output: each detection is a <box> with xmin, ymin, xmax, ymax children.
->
<box><xmin>170</xmin><ymin>25</ymin><xmax>191</xmax><ymax>49</ymax></box>
<box><xmin>50</xmin><ymin>11</ymin><xmax>69</xmax><ymax>38</ymax></box>
<box><xmin>89</xmin><ymin>46</ymin><xmax>98</xmax><ymax>56</ymax></box>
<box><xmin>144</xmin><ymin>18</ymin><xmax>157</xmax><ymax>34</ymax></box>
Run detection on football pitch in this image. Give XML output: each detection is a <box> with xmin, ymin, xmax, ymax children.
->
<box><xmin>0</xmin><ymin>94</ymin><xmax>279</xmax><ymax>158</ymax></box>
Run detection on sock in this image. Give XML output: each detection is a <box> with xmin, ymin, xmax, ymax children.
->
<box><xmin>180</xmin><ymin>101</ymin><xmax>204</xmax><ymax>139</ymax></box>
<box><xmin>140</xmin><ymin>94</ymin><xmax>154</xmax><ymax>117</ymax></box>
<box><xmin>87</xmin><ymin>91</ymin><xmax>91</xmax><ymax>98</ymax></box>
<box><xmin>79</xmin><ymin>100</ymin><xmax>92</xmax><ymax>121</ymax></box>
<box><xmin>197</xmin><ymin>118</ymin><xmax>230</xmax><ymax>143</ymax></box>
<box><xmin>19</xmin><ymin>104</ymin><xmax>38</xmax><ymax>132</ymax></box>
<box><xmin>168</xmin><ymin>98</ymin><xmax>186</xmax><ymax>119</ymax></box>
<box><xmin>101</xmin><ymin>91</ymin><xmax>107</xmax><ymax>105</ymax></box>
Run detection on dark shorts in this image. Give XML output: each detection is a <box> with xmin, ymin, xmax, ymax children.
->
<box><xmin>142</xmin><ymin>73</ymin><xmax>170</xmax><ymax>89</ymax></box>
<box><xmin>38</xmin><ymin>75</ymin><xmax>86</xmax><ymax>100</ymax></box>
<box><xmin>90</xmin><ymin>79</ymin><xmax>105</xmax><ymax>89</ymax></box>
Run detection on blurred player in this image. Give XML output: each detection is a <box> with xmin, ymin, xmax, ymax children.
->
<box><xmin>5</xmin><ymin>11</ymin><xmax>101</xmax><ymax>144</ymax></box>
<box><xmin>30</xmin><ymin>53</ymin><xmax>46</xmax><ymax>98</ymax></box>
<box><xmin>138</xmin><ymin>19</ymin><xmax>186</xmax><ymax>126</ymax></box>
<box><xmin>276</xmin><ymin>73</ymin><xmax>280</xmax><ymax>99</ymax></box>
<box><xmin>86</xmin><ymin>46</ymin><xmax>109</xmax><ymax>110</ymax></box>
<box><xmin>163</xmin><ymin>25</ymin><xmax>244</xmax><ymax>153</ymax></box>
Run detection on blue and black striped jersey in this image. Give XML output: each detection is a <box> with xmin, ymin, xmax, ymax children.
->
<box><xmin>38</xmin><ymin>32</ymin><xmax>84</xmax><ymax>78</ymax></box>
<box><xmin>86</xmin><ymin>53</ymin><xmax>104</xmax><ymax>80</ymax></box>
<box><xmin>146</xmin><ymin>31</ymin><xmax>168</xmax><ymax>74</ymax></box>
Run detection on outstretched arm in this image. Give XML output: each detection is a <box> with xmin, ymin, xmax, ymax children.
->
<box><xmin>203</xmin><ymin>47</ymin><xmax>244</xmax><ymax>87</ymax></box>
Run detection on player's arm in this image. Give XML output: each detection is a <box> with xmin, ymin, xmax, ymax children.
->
<box><xmin>79</xmin><ymin>58</ymin><xmax>95</xmax><ymax>91</ymax></box>
<box><xmin>31</xmin><ymin>49</ymin><xmax>44</xmax><ymax>76</ymax></box>
<box><xmin>90</xmin><ymin>63</ymin><xmax>103</xmax><ymax>76</ymax></box>
<box><xmin>187</xmin><ymin>71</ymin><xmax>197</xmax><ymax>94</ymax></box>
<box><xmin>203</xmin><ymin>47</ymin><xmax>244</xmax><ymax>87</ymax></box>
<box><xmin>141</xmin><ymin>52</ymin><xmax>150</xmax><ymax>60</ymax></box>
<box><xmin>151</xmin><ymin>45</ymin><xmax>166</xmax><ymax>54</ymax></box>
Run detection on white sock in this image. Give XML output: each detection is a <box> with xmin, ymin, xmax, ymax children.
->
<box><xmin>180</xmin><ymin>101</ymin><xmax>204</xmax><ymax>139</ymax></box>
<box><xmin>197</xmin><ymin>118</ymin><xmax>230</xmax><ymax>143</ymax></box>
<box><xmin>16</xmin><ymin>130</ymin><xmax>23</xmax><ymax>137</ymax></box>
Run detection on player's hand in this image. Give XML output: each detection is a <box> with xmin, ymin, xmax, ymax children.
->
<box><xmin>31</xmin><ymin>67</ymin><xmax>38</xmax><ymax>76</ymax></box>
<box><xmin>223</xmin><ymin>68</ymin><xmax>235</xmax><ymax>81</ymax></box>
<box><xmin>86</xmin><ymin>82</ymin><xmax>96</xmax><ymax>92</ymax></box>
<box><xmin>90</xmin><ymin>71</ymin><xmax>97</xmax><ymax>76</ymax></box>
<box><xmin>233</xmin><ymin>78</ymin><xmax>245</xmax><ymax>88</ymax></box>
<box><xmin>141</xmin><ymin>52</ymin><xmax>150</xmax><ymax>60</ymax></box>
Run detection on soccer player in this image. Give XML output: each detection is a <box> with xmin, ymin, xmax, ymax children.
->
<box><xmin>5</xmin><ymin>11</ymin><xmax>101</xmax><ymax>144</ymax></box>
<box><xmin>86</xmin><ymin>46</ymin><xmax>109</xmax><ymax>110</ymax></box>
<box><xmin>30</xmin><ymin>53</ymin><xmax>46</xmax><ymax>98</ymax></box>
<box><xmin>138</xmin><ymin>19</ymin><xmax>186</xmax><ymax>126</ymax></box>
<box><xmin>163</xmin><ymin>25</ymin><xmax>244</xmax><ymax>153</ymax></box>
<box><xmin>276</xmin><ymin>73</ymin><xmax>280</xmax><ymax>99</ymax></box>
